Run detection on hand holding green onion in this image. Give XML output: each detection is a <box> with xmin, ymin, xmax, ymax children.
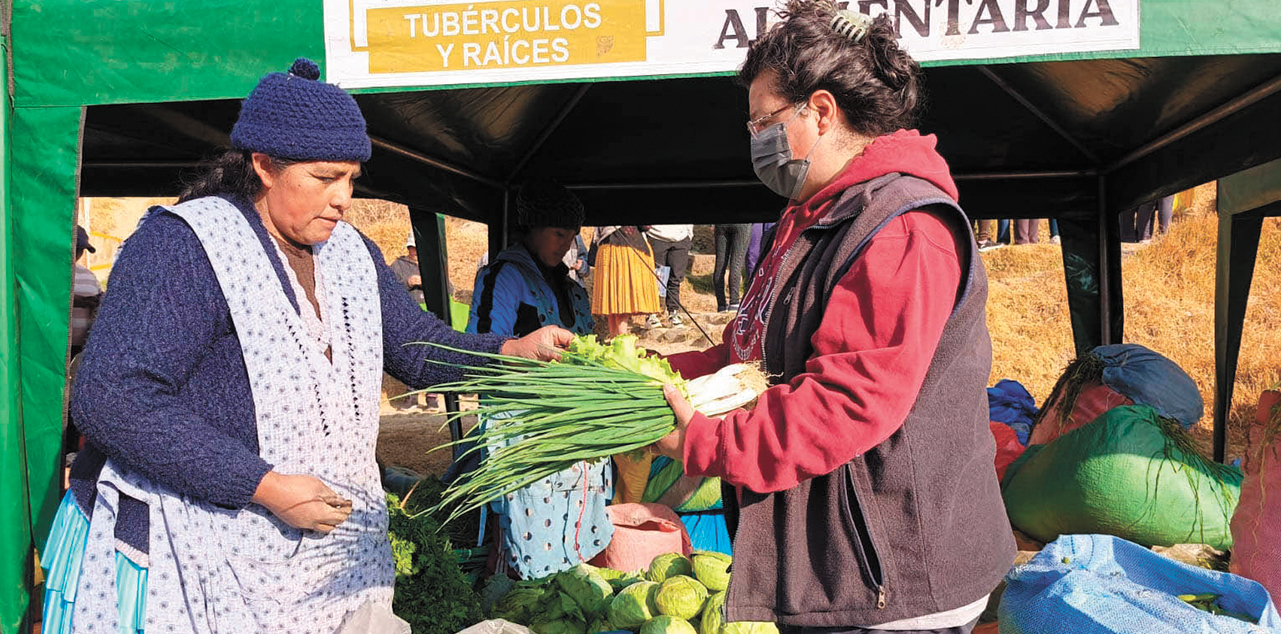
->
<box><xmin>651</xmin><ymin>384</ymin><xmax>695</xmax><ymax>460</ymax></box>
<box><xmin>419</xmin><ymin>335</ymin><xmax>767</xmax><ymax>527</ymax></box>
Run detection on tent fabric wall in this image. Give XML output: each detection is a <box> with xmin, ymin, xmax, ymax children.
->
<box><xmin>12</xmin><ymin>106</ymin><xmax>85</xmax><ymax>550</ymax></box>
<box><xmin>6</xmin><ymin>0</ymin><xmax>1281</xmax><ymax>630</ymax></box>
<box><xmin>3</xmin><ymin>105</ymin><xmax>85</xmax><ymax>632</ymax></box>
<box><xmin>0</xmin><ymin>31</ymin><xmax>34</xmax><ymax>633</ymax></box>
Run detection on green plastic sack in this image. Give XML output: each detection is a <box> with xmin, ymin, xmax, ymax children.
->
<box><xmin>1002</xmin><ymin>405</ymin><xmax>1242</xmax><ymax>549</ymax></box>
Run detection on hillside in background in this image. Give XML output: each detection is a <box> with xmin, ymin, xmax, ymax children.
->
<box><xmin>82</xmin><ymin>183</ymin><xmax>1279</xmax><ymax>459</ymax></box>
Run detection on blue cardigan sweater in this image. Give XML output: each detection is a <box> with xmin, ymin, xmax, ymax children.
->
<box><xmin>68</xmin><ymin>194</ymin><xmax>507</xmax><ymax>553</ymax></box>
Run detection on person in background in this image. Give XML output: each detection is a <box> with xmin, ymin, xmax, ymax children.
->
<box><xmin>43</xmin><ymin>58</ymin><xmax>571</xmax><ymax>633</ymax></box>
<box><xmin>974</xmin><ymin>219</ymin><xmax>1002</xmax><ymax>251</ymax></box>
<box><xmin>591</xmin><ymin>225</ymin><xmax>661</xmax><ymax>337</ymax></box>
<box><xmin>997</xmin><ymin>218</ymin><xmax>1011</xmax><ymax>245</ymax></box>
<box><xmin>712</xmin><ymin>223</ymin><xmax>751</xmax><ymax>312</ymax></box>
<box><xmin>69</xmin><ymin>225</ymin><xmax>103</xmax><ymax>358</ymax></box>
<box><xmin>1156</xmin><ymin>194</ymin><xmax>1176</xmax><ymax>236</ymax></box>
<box><xmin>1013</xmin><ymin>218</ymin><xmax>1040</xmax><ymax>245</ymax></box>
<box><xmin>466</xmin><ymin>180</ymin><xmax>610</xmax><ymax>579</ymax></box>
<box><xmin>654</xmin><ymin>4</ymin><xmax>1014</xmax><ymax>632</ymax></box>
<box><xmin>1120</xmin><ymin>199</ymin><xmax>1160</xmax><ymax>243</ymax></box>
<box><xmin>469</xmin><ymin>180</ymin><xmax>594</xmax><ymax>339</ymax></box>
<box><xmin>390</xmin><ymin>232</ymin><xmax>425</xmax><ymax>305</ymax></box>
<box><xmin>646</xmin><ymin>224</ymin><xmax>693</xmax><ymax>326</ymax></box>
<box><xmin>1049</xmin><ymin>218</ymin><xmax>1061</xmax><ymax>245</ymax></box>
<box><xmin>564</xmin><ymin>231</ymin><xmax>591</xmax><ymax>287</ymax></box>
<box><xmin>65</xmin><ymin>225</ymin><xmax>103</xmax><ymax>458</ymax></box>
<box><xmin>744</xmin><ymin>221</ymin><xmax>777</xmax><ymax>280</ymax></box>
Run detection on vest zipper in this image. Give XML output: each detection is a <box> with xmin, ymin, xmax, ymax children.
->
<box><xmin>845</xmin><ymin>466</ymin><xmax>888</xmax><ymax>610</ymax></box>
<box><xmin>759</xmin><ymin>221</ymin><xmax>837</xmax><ymax>373</ymax></box>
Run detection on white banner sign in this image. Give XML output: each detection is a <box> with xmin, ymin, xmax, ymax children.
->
<box><xmin>324</xmin><ymin>0</ymin><xmax>1139</xmax><ymax>89</ymax></box>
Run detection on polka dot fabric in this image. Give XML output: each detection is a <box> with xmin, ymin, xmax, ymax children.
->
<box><xmin>72</xmin><ymin>197</ymin><xmax>390</xmax><ymax>633</ymax></box>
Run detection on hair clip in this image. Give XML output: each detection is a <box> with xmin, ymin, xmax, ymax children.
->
<box><xmin>830</xmin><ymin>9</ymin><xmax>873</xmax><ymax>43</ymax></box>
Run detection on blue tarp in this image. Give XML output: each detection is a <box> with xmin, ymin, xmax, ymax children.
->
<box><xmin>1000</xmin><ymin>534</ymin><xmax>1280</xmax><ymax>634</ymax></box>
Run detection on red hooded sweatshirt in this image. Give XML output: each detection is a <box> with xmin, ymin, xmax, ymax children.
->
<box><xmin>666</xmin><ymin>130</ymin><xmax>966</xmax><ymax>493</ymax></box>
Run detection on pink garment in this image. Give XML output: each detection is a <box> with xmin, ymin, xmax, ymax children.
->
<box><xmin>1028</xmin><ymin>383</ymin><xmax>1132</xmax><ymax>446</ymax></box>
<box><xmin>1230</xmin><ymin>390</ymin><xmax>1281</xmax><ymax>604</ymax></box>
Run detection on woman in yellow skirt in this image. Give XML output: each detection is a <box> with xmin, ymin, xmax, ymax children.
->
<box><xmin>591</xmin><ymin>225</ymin><xmax>663</xmax><ymax>502</ymax></box>
<box><xmin>591</xmin><ymin>225</ymin><xmax>662</xmax><ymax>337</ymax></box>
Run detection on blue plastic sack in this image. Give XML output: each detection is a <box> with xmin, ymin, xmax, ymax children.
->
<box><xmin>988</xmin><ymin>379</ymin><xmax>1037</xmax><ymax>445</ymax></box>
<box><xmin>1000</xmin><ymin>534</ymin><xmax>1281</xmax><ymax>634</ymax></box>
<box><xmin>1093</xmin><ymin>344</ymin><xmax>1203</xmax><ymax>429</ymax></box>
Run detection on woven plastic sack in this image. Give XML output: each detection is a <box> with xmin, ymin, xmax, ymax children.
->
<box><xmin>990</xmin><ymin>422</ymin><xmax>1026</xmax><ymax>482</ymax></box>
<box><xmin>588</xmin><ymin>503</ymin><xmax>691</xmax><ymax>573</ymax></box>
<box><xmin>1029</xmin><ymin>344</ymin><xmax>1201</xmax><ymax>446</ymax></box>
<box><xmin>1027</xmin><ymin>383</ymin><xmax>1131</xmax><ymax>446</ymax></box>
<box><xmin>999</xmin><ymin>534</ymin><xmax>1280</xmax><ymax>634</ymax></box>
<box><xmin>1094</xmin><ymin>344</ymin><xmax>1203</xmax><ymax>425</ymax></box>
<box><xmin>1230</xmin><ymin>389</ymin><xmax>1281</xmax><ymax>604</ymax></box>
<box><xmin>1002</xmin><ymin>405</ymin><xmax>1242</xmax><ymax>549</ymax></box>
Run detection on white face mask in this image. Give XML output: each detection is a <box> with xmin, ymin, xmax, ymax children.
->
<box><xmin>750</xmin><ymin>105</ymin><xmax>825</xmax><ymax>200</ymax></box>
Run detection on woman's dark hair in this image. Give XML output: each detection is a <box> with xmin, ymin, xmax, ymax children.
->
<box><xmin>739</xmin><ymin>1</ymin><xmax>923</xmax><ymax>137</ymax></box>
<box><xmin>178</xmin><ymin>150</ymin><xmax>301</xmax><ymax>203</ymax></box>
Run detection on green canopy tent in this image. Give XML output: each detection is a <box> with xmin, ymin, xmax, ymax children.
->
<box><xmin>4</xmin><ymin>0</ymin><xmax>1281</xmax><ymax>629</ymax></box>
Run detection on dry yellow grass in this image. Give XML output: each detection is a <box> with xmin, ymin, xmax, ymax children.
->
<box><xmin>983</xmin><ymin>190</ymin><xmax>1281</xmax><ymax>459</ymax></box>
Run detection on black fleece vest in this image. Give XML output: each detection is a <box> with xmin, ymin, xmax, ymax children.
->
<box><xmin>723</xmin><ymin>173</ymin><xmax>1015</xmax><ymax>627</ymax></box>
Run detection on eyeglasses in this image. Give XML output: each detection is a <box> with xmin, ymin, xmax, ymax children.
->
<box><xmin>747</xmin><ymin>103</ymin><xmax>805</xmax><ymax>138</ymax></box>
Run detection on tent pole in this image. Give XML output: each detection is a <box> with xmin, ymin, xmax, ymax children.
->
<box><xmin>953</xmin><ymin>170</ymin><xmax>1097</xmax><ymax>181</ymax></box>
<box><xmin>1097</xmin><ymin>174</ymin><xmax>1113</xmax><ymax>346</ymax></box>
<box><xmin>409</xmin><ymin>207</ymin><xmax>465</xmax><ymax>454</ymax></box>
<box><xmin>1212</xmin><ymin>203</ymin><xmax>1271</xmax><ymax>463</ymax></box>
<box><xmin>507</xmin><ymin>84</ymin><xmax>592</xmax><ymax>185</ymax></box>
<box><xmin>978</xmin><ymin>66</ymin><xmax>1099</xmax><ymax>164</ymax></box>
<box><xmin>370</xmin><ymin>136</ymin><xmax>504</xmax><ymax>189</ymax></box>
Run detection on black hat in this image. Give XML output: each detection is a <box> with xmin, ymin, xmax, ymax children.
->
<box><xmin>516</xmin><ymin>180</ymin><xmax>585</xmax><ymax>230</ymax></box>
<box><xmin>76</xmin><ymin>226</ymin><xmax>96</xmax><ymax>254</ymax></box>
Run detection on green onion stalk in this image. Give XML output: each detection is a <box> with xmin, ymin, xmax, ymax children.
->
<box><xmin>412</xmin><ymin>335</ymin><xmax>763</xmax><ymax>528</ymax></box>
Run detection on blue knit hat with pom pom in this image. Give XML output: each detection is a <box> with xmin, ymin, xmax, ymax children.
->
<box><xmin>230</xmin><ymin>58</ymin><xmax>371</xmax><ymax>162</ymax></box>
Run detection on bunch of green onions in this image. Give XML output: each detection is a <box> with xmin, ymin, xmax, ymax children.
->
<box><xmin>416</xmin><ymin>340</ymin><xmax>760</xmax><ymax>527</ymax></box>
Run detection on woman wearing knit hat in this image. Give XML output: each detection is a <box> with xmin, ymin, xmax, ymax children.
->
<box><xmin>41</xmin><ymin>58</ymin><xmax>572</xmax><ymax>633</ymax></box>
<box><xmin>465</xmin><ymin>180</ymin><xmax>611</xmax><ymax>580</ymax></box>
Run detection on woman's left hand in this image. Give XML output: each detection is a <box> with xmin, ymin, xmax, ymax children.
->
<box><xmin>500</xmin><ymin>325</ymin><xmax>574</xmax><ymax>361</ymax></box>
<box><xmin>651</xmin><ymin>383</ymin><xmax>695</xmax><ymax>460</ymax></box>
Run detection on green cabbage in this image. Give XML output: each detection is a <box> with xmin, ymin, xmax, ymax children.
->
<box><xmin>647</xmin><ymin>553</ymin><xmax>694</xmax><ymax>583</ymax></box>
<box><xmin>692</xmin><ymin>552</ymin><xmax>732</xmax><ymax>592</ymax></box>
<box><xmin>530</xmin><ymin>618</ymin><xmax>587</xmax><ymax>634</ymax></box>
<box><xmin>609</xmin><ymin>580</ymin><xmax>661</xmax><ymax>629</ymax></box>
<box><xmin>555</xmin><ymin>564</ymin><xmax>615</xmax><ymax>620</ymax></box>
<box><xmin>587</xmin><ymin>616</ymin><xmax>618</xmax><ymax>634</ymax></box>
<box><xmin>641</xmin><ymin>615</ymin><xmax>699</xmax><ymax>634</ymax></box>
<box><xmin>722</xmin><ymin>621</ymin><xmax>779</xmax><ymax>634</ymax></box>
<box><xmin>492</xmin><ymin>586</ymin><xmax>549</xmax><ymax>623</ymax></box>
<box><xmin>700</xmin><ymin>591</ymin><xmax>726</xmax><ymax>634</ymax></box>
<box><xmin>656</xmin><ymin>575</ymin><xmax>708</xmax><ymax>620</ymax></box>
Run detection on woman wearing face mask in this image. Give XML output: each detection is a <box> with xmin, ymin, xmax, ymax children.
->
<box><xmin>651</xmin><ymin>3</ymin><xmax>1014</xmax><ymax>633</ymax></box>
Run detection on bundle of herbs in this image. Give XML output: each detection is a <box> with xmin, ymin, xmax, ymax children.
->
<box><xmin>418</xmin><ymin>335</ymin><xmax>766</xmax><ymax>527</ymax></box>
<box><xmin>386</xmin><ymin>488</ymin><xmax>485</xmax><ymax>634</ymax></box>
